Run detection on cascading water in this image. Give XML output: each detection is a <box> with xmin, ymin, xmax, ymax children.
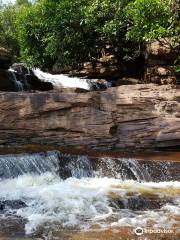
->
<box><xmin>33</xmin><ymin>69</ymin><xmax>111</xmax><ymax>90</ymax></box>
<box><xmin>0</xmin><ymin>151</ymin><xmax>179</xmax><ymax>238</ymax></box>
<box><xmin>5</xmin><ymin>67</ymin><xmax>111</xmax><ymax>92</ymax></box>
<box><xmin>0</xmin><ymin>151</ymin><xmax>60</xmax><ymax>179</ymax></box>
<box><xmin>94</xmin><ymin>157</ymin><xmax>151</xmax><ymax>181</ymax></box>
<box><xmin>8</xmin><ymin>70</ymin><xmax>24</xmax><ymax>91</ymax></box>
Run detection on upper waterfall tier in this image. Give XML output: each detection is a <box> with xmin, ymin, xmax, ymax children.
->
<box><xmin>33</xmin><ymin>68</ymin><xmax>111</xmax><ymax>90</ymax></box>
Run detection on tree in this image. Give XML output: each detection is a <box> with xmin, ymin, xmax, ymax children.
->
<box><xmin>170</xmin><ymin>0</ymin><xmax>180</xmax><ymax>40</ymax></box>
<box><xmin>126</xmin><ymin>0</ymin><xmax>172</xmax><ymax>42</ymax></box>
<box><xmin>16</xmin><ymin>0</ymin><xmax>31</xmax><ymax>6</ymax></box>
<box><xmin>4</xmin><ymin>0</ymin><xmax>178</xmax><ymax>69</ymax></box>
<box><xmin>0</xmin><ymin>0</ymin><xmax>31</xmax><ymax>61</ymax></box>
<box><xmin>17</xmin><ymin>0</ymin><xmax>135</xmax><ymax>69</ymax></box>
<box><xmin>0</xmin><ymin>5</ymin><xmax>19</xmax><ymax>60</ymax></box>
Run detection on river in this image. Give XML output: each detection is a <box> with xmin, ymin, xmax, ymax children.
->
<box><xmin>0</xmin><ymin>151</ymin><xmax>179</xmax><ymax>239</ymax></box>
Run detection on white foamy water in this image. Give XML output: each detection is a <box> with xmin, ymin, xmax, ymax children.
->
<box><xmin>0</xmin><ymin>173</ymin><xmax>179</xmax><ymax>235</ymax></box>
<box><xmin>33</xmin><ymin>69</ymin><xmax>91</xmax><ymax>90</ymax></box>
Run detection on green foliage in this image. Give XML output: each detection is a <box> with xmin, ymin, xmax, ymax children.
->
<box><xmin>126</xmin><ymin>0</ymin><xmax>172</xmax><ymax>42</ymax></box>
<box><xmin>17</xmin><ymin>0</ymin><xmax>135</xmax><ymax>68</ymax></box>
<box><xmin>0</xmin><ymin>0</ymin><xmax>179</xmax><ymax>68</ymax></box>
<box><xmin>175</xmin><ymin>65</ymin><xmax>180</xmax><ymax>73</ymax></box>
<box><xmin>0</xmin><ymin>5</ymin><xmax>19</xmax><ymax>60</ymax></box>
<box><xmin>16</xmin><ymin>0</ymin><xmax>31</xmax><ymax>6</ymax></box>
<box><xmin>170</xmin><ymin>0</ymin><xmax>180</xmax><ymax>42</ymax></box>
<box><xmin>0</xmin><ymin>0</ymin><xmax>31</xmax><ymax>61</ymax></box>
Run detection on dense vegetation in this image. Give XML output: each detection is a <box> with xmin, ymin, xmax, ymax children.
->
<box><xmin>0</xmin><ymin>0</ymin><xmax>179</xmax><ymax>69</ymax></box>
<box><xmin>0</xmin><ymin>0</ymin><xmax>31</xmax><ymax>60</ymax></box>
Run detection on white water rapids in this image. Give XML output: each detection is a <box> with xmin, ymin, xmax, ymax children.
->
<box><xmin>0</xmin><ymin>173</ymin><xmax>179</xmax><ymax>235</ymax></box>
<box><xmin>0</xmin><ymin>152</ymin><xmax>179</xmax><ymax>236</ymax></box>
<box><xmin>33</xmin><ymin>69</ymin><xmax>90</xmax><ymax>90</ymax></box>
<box><xmin>33</xmin><ymin>69</ymin><xmax>110</xmax><ymax>90</ymax></box>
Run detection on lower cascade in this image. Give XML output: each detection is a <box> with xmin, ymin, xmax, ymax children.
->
<box><xmin>0</xmin><ymin>151</ymin><xmax>179</xmax><ymax>237</ymax></box>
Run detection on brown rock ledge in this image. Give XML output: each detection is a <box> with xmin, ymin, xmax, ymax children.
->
<box><xmin>0</xmin><ymin>84</ymin><xmax>179</xmax><ymax>151</ymax></box>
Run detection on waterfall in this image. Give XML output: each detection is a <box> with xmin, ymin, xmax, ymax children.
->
<box><xmin>0</xmin><ymin>152</ymin><xmax>94</xmax><ymax>180</ymax></box>
<box><xmin>59</xmin><ymin>154</ymin><xmax>94</xmax><ymax>179</ymax></box>
<box><xmin>33</xmin><ymin>69</ymin><xmax>90</xmax><ymax>90</ymax></box>
<box><xmin>0</xmin><ymin>151</ymin><xmax>179</xmax><ymax>181</ymax></box>
<box><xmin>94</xmin><ymin>157</ymin><xmax>180</xmax><ymax>182</ymax></box>
<box><xmin>0</xmin><ymin>151</ymin><xmax>179</xmax><ymax>237</ymax></box>
<box><xmin>5</xmin><ymin>68</ymin><xmax>111</xmax><ymax>92</ymax></box>
<box><xmin>0</xmin><ymin>151</ymin><xmax>60</xmax><ymax>179</ymax></box>
<box><xmin>94</xmin><ymin>157</ymin><xmax>150</xmax><ymax>181</ymax></box>
<box><xmin>8</xmin><ymin>70</ymin><xmax>24</xmax><ymax>91</ymax></box>
<box><xmin>33</xmin><ymin>69</ymin><xmax>111</xmax><ymax>90</ymax></box>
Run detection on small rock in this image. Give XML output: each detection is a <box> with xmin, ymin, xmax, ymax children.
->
<box><xmin>161</xmin><ymin>76</ymin><xmax>177</xmax><ymax>85</ymax></box>
<box><xmin>11</xmin><ymin>63</ymin><xmax>29</xmax><ymax>75</ymax></box>
<box><xmin>0</xmin><ymin>200</ymin><xmax>27</xmax><ymax>211</ymax></box>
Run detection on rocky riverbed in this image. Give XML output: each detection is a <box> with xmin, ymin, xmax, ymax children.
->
<box><xmin>0</xmin><ymin>150</ymin><xmax>179</xmax><ymax>239</ymax></box>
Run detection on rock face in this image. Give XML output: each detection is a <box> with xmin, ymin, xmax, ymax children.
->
<box><xmin>0</xmin><ymin>70</ymin><xmax>21</xmax><ymax>91</ymax></box>
<box><xmin>145</xmin><ymin>39</ymin><xmax>180</xmax><ymax>84</ymax></box>
<box><xmin>145</xmin><ymin>66</ymin><xmax>177</xmax><ymax>84</ymax></box>
<box><xmin>0</xmin><ymin>84</ymin><xmax>179</xmax><ymax>151</ymax></box>
<box><xmin>76</xmin><ymin>56</ymin><xmax>120</xmax><ymax>78</ymax></box>
<box><xmin>0</xmin><ymin>49</ymin><xmax>22</xmax><ymax>91</ymax></box>
<box><xmin>62</xmin><ymin>54</ymin><xmax>144</xmax><ymax>83</ymax></box>
<box><xmin>66</xmin><ymin>55</ymin><xmax>122</xmax><ymax>80</ymax></box>
<box><xmin>11</xmin><ymin>63</ymin><xmax>54</xmax><ymax>91</ymax></box>
<box><xmin>0</xmin><ymin>58</ymin><xmax>53</xmax><ymax>92</ymax></box>
<box><xmin>0</xmin><ymin>48</ymin><xmax>11</xmax><ymax>69</ymax></box>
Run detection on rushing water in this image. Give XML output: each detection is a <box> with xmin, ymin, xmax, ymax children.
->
<box><xmin>33</xmin><ymin>69</ymin><xmax>111</xmax><ymax>90</ymax></box>
<box><xmin>0</xmin><ymin>151</ymin><xmax>179</xmax><ymax>239</ymax></box>
<box><xmin>0</xmin><ymin>151</ymin><xmax>60</xmax><ymax>179</ymax></box>
<box><xmin>7</xmin><ymin>69</ymin><xmax>24</xmax><ymax>91</ymax></box>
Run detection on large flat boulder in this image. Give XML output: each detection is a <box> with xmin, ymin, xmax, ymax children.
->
<box><xmin>0</xmin><ymin>84</ymin><xmax>179</xmax><ymax>151</ymax></box>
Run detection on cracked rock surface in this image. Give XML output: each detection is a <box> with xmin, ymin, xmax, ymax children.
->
<box><xmin>0</xmin><ymin>84</ymin><xmax>179</xmax><ymax>151</ymax></box>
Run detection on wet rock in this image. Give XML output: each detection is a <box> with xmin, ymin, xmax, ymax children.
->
<box><xmin>0</xmin><ymin>200</ymin><xmax>27</xmax><ymax>211</ymax></box>
<box><xmin>0</xmin><ymin>69</ymin><xmax>20</xmax><ymax>91</ymax></box>
<box><xmin>0</xmin><ymin>48</ymin><xmax>20</xmax><ymax>91</ymax></box>
<box><xmin>0</xmin><ymin>48</ymin><xmax>11</xmax><ymax>69</ymax></box>
<box><xmin>25</xmin><ymin>74</ymin><xmax>53</xmax><ymax>91</ymax></box>
<box><xmin>111</xmin><ymin>197</ymin><xmax>171</xmax><ymax>211</ymax></box>
<box><xmin>11</xmin><ymin>63</ymin><xmax>29</xmax><ymax>75</ymax></box>
<box><xmin>0</xmin><ymin>216</ymin><xmax>26</xmax><ymax>237</ymax></box>
<box><xmin>87</xmin><ymin>78</ymin><xmax>111</xmax><ymax>90</ymax></box>
<box><xmin>10</xmin><ymin>63</ymin><xmax>53</xmax><ymax>91</ymax></box>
